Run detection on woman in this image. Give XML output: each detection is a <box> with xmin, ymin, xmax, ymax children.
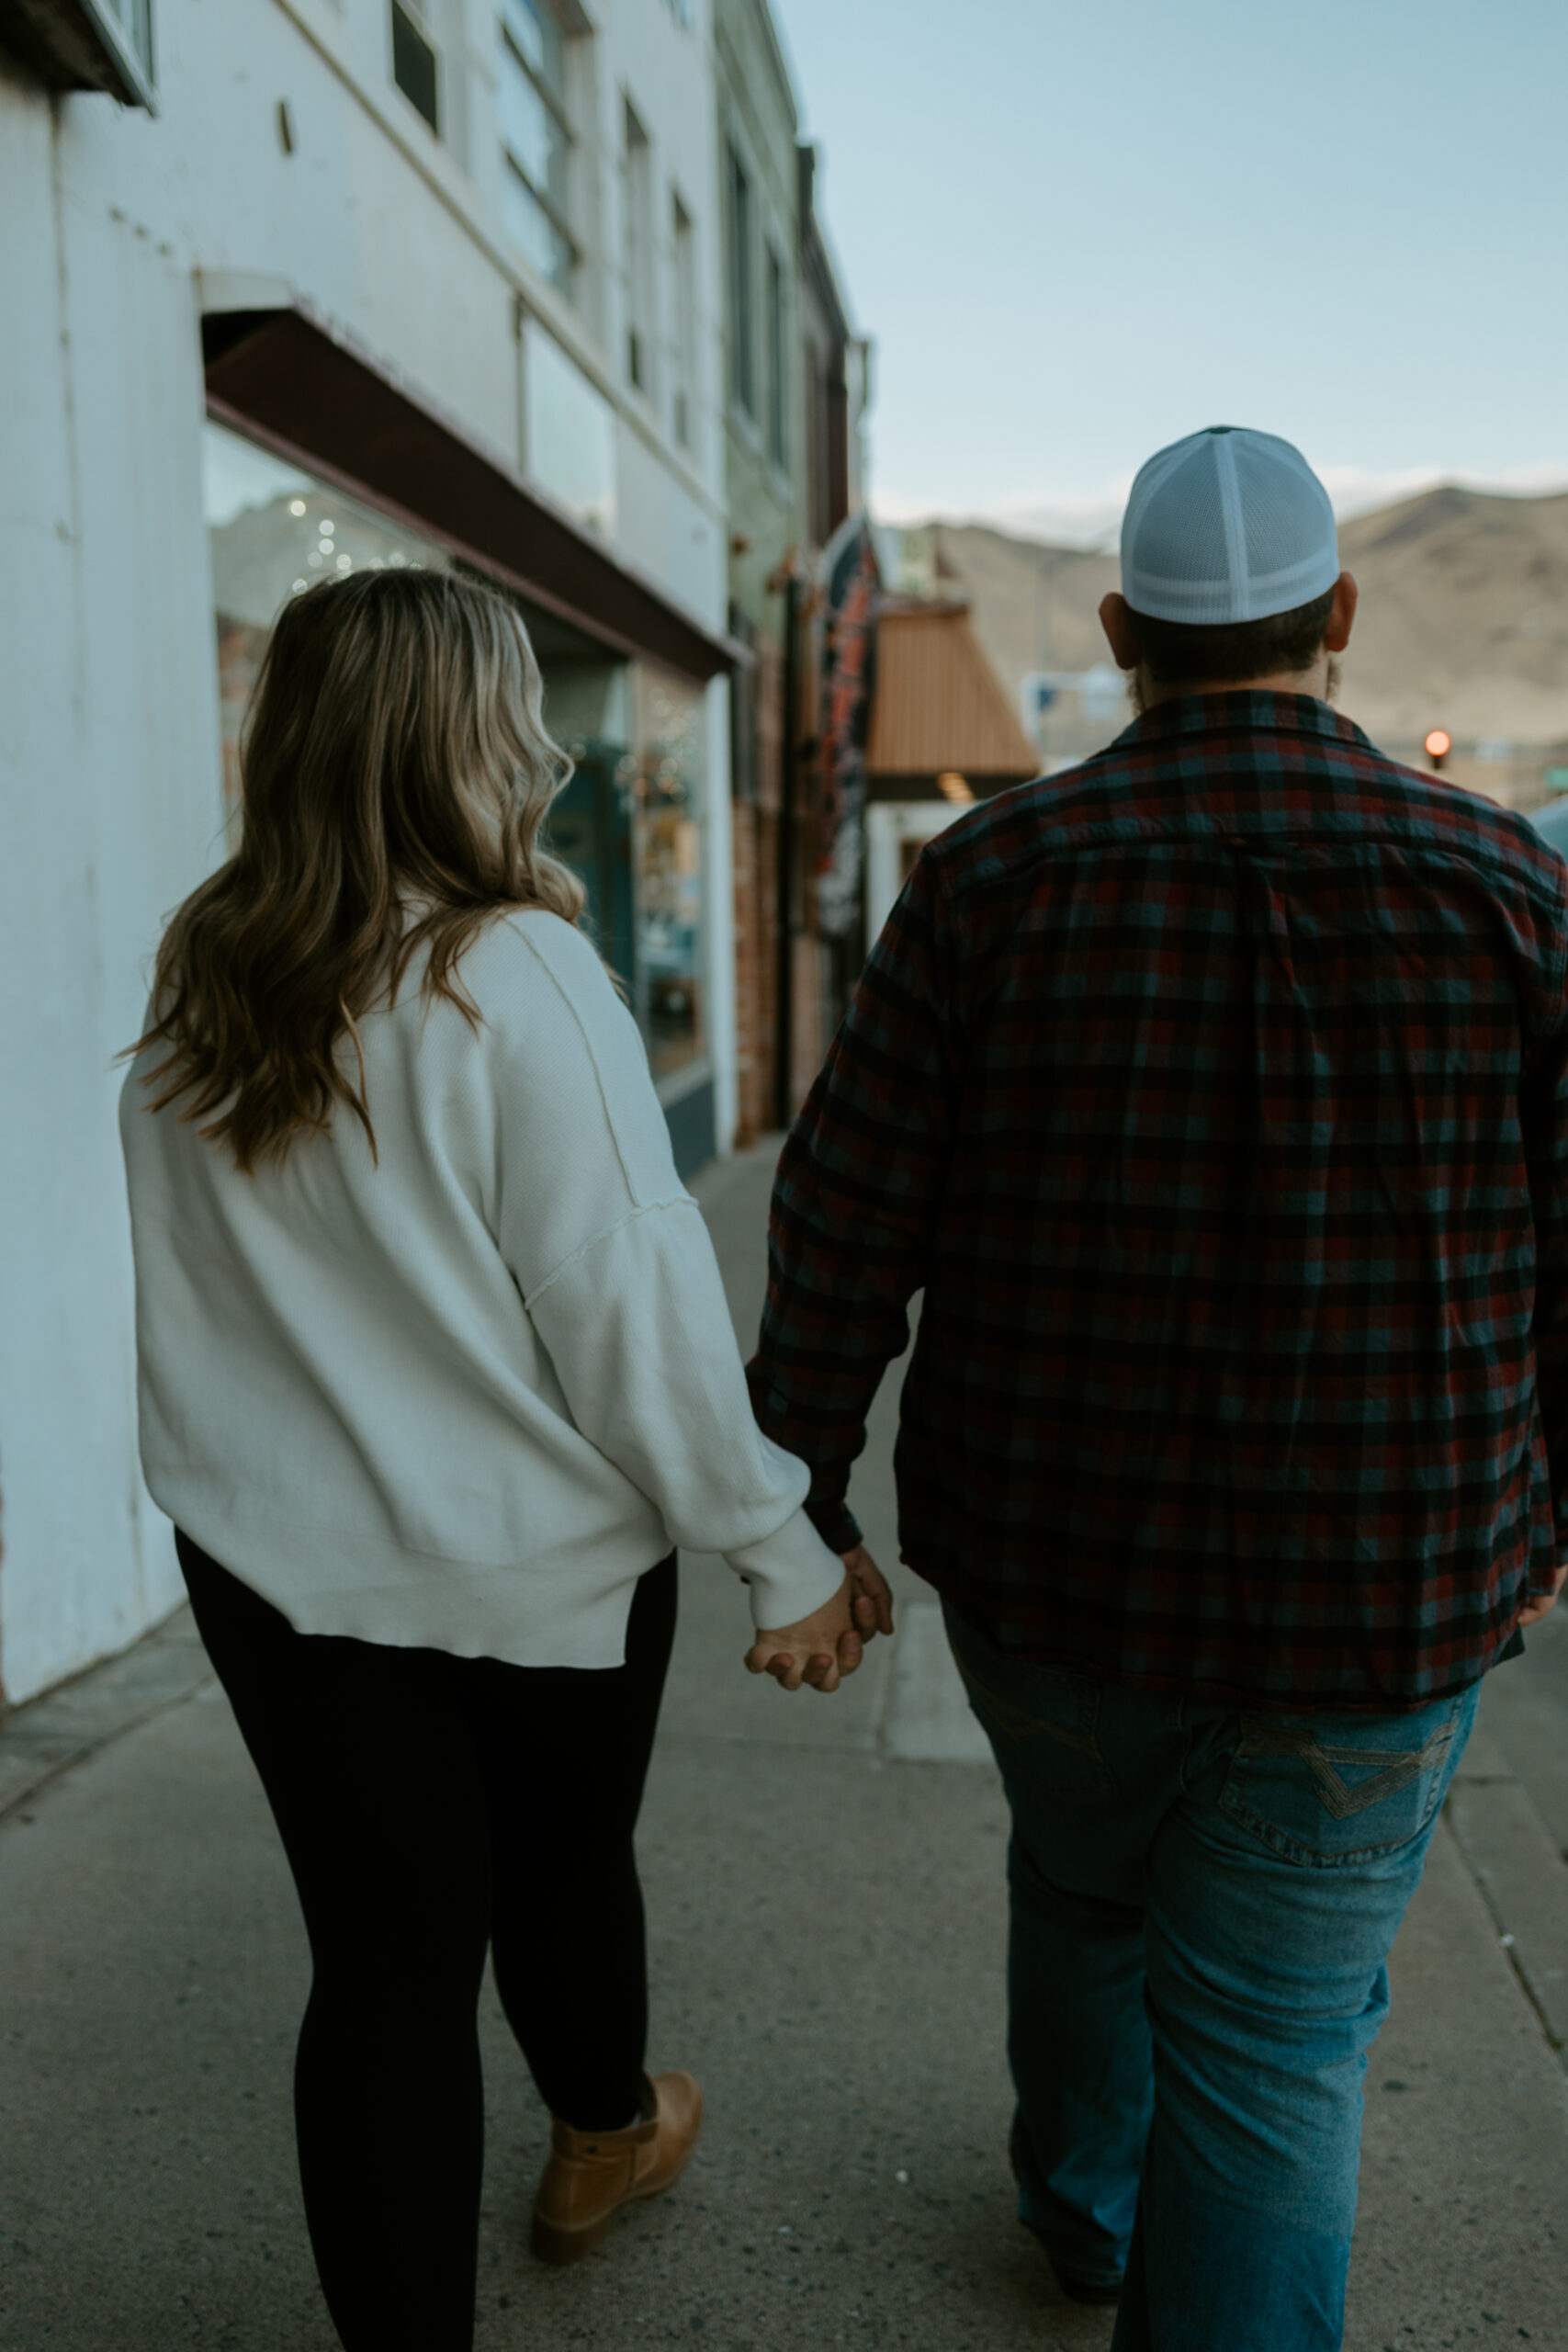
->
<box><xmin>118</xmin><ymin>570</ymin><xmax>888</xmax><ymax>2351</ymax></box>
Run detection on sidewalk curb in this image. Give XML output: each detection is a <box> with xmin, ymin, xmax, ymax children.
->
<box><xmin>1448</xmin><ymin>1716</ymin><xmax>1568</xmax><ymax>2069</ymax></box>
<box><xmin>0</xmin><ymin>1604</ymin><xmax>212</xmax><ymax>1822</ymax></box>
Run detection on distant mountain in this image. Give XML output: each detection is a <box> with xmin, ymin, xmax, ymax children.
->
<box><xmin>920</xmin><ymin>487</ymin><xmax>1568</xmax><ymax>791</ymax></box>
<box><xmin>924</xmin><ymin>521</ymin><xmax>1117</xmax><ymax>694</ymax></box>
<box><xmin>1335</xmin><ymin>487</ymin><xmax>1568</xmax><ymax>745</ymax></box>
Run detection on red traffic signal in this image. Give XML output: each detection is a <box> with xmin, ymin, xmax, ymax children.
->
<box><xmin>1425</xmin><ymin>729</ymin><xmax>1452</xmax><ymax>771</ymax></box>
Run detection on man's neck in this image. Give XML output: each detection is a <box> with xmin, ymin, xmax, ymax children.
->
<box><xmin>1136</xmin><ymin>661</ymin><xmax>1330</xmax><ymax>711</ymax></box>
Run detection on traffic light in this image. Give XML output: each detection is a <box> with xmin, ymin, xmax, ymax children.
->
<box><xmin>1425</xmin><ymin>729</ymin><xmax>1452</xmax><ymax>773</ymax></box>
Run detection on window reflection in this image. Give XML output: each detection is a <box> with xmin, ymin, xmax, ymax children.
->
<box><xmin>634</xmin><ymin>673</ymin><xmax>705</xmax><ymax>1080</ymax></box>
<box><xmin>201</xmin><ymin>421</ymin><xmax>705</xmax><ymax>1096</ymax></box>
<box><xmin>502</xmin><ymin>0</ymin><xmax>563</xmax><ymax>87</ymax></box>
<box><xmin>202</xmin><ymin>421</ymin><xmax>449</xmax><ymax>837</ymax></box>
<box><xmin>500</xmin><ymin>0</ymin><xmax>575</xmax><ymax>296</ymax></box>
<box><xmin>501</xmin><ymin>69</ymin><xmax>569</xmax><ymax>210</ymax></box>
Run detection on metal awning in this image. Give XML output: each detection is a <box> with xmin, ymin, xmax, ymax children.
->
<box><xmin>865</xmin><ymin>601</ymin><xmax>1040</xmax><ymax>785</ymax></box>
<box><xmin>201</xmin><ymin>290</ymin><xmax>742</xmax><ymax>684</ymax></box>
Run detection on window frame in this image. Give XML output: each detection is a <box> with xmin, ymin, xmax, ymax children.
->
<box><xmin>623</xmin><ymin>99</ymin><xmax>654</xmax><ymax>398</ymax></box>
<box><xmin>671</xmin><ymin>189</ymin><xmax>697</xmax><ymax>456</ymax></box>
<box><xmin>726</xmin><ymin>141</ymin><xmax>755</xmax><ymax>420</ymax></box>
<box><xmin>6</xmin><ymin>0</ymin><xmax>157</xmax><ymax>109</ymax></box>
<box><xmin>498</xmin><ymin>0</ymin><xmax>580</xmax><ymax>293</ymax></box>
<box><xmin>390</xmin><ymin>0</ymin><xmax>440</xmax><ymax>137</ymax></box>
<box><xmin>764</xmin><ymin>241</ymin><xmax>787</xmax><ymax>473</ymax></box>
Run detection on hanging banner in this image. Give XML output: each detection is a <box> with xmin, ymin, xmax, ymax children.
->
<box><xmin>814</xmin><ymin>514</ymin><xmax>879</xmax><ymax>938</ymax></box>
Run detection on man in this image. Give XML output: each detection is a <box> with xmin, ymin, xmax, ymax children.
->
<box><xmin>745</xmin><ymin>426</ymin><xmax>1568</xmax><ymax>2352</ymax></box>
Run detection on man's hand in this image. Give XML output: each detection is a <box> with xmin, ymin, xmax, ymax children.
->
<box><xmin>843</xmin><ymin>1544</ymin><xmax>895</xmax><ymax>1641</ymax></box>
<box><xmin>746</xmin><ymin>1574</ymin><xmax>863</xmax><ymax>1693</ymax></box>
<box><xmin>1518</xmin><ymin>1563</ymin><xmax>1568</xmax><ymax>1629</ymax></box>
<box><xmin>745</xmin><ymin>1548</ymin><xmax>896</xmax><ymax>1694</ymax></box>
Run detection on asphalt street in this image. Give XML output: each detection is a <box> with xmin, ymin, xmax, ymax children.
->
<box><xmin>2</xmin><ymin>1143</ymin><xmax>1566</xmax><ymax>2351</ymax></box>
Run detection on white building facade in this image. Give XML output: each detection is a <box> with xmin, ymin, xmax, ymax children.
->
<box><xmin>0</xmin><ymin>0</ymin><xmax>743</xmax><ymax>1705</ymax></box>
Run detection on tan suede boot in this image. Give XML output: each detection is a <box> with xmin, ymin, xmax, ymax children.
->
<box><xmin>530</xmin><ymin>2071</ymin><xmax>704</xmax><ymax>2265</ymax></box>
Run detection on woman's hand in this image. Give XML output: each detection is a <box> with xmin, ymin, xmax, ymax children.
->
<box><xmin>744</xmin><ymin>1548</ymin><xmax>896</xmax><ymax>1694</ymax></box>
<box><xmin>746</xmin><ymin>1574</ymin><xmax>863</xmax><ymax>1693</ymax></box>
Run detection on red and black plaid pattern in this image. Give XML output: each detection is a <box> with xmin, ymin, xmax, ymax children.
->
<box><xmin>747</xmin><ymin>693</ymin><xmax>1568</xmax><ymax>1711</ymax></box>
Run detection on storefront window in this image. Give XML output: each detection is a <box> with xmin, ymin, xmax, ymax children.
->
<box><xmin>541</xmin><ymin>656</ymin><xmax>707</xmax><ymax>1088</ymax></box>
<box><xmin>536</xmin><ymin>647</ymin><xmax>636</xmax><ymax>986</ymax></box>
<box><xmin>632</xmin><ymin>669</ymin><xmax>705</xmax><ymax>1083</ymax></box>
<box><xmin>202</xmin><ymin>420</ymin><xmax>450</xmax><ymax>831</ymax></box>
<box><xmin>201</xmin><ymin>419</ymin><xmax>706</xmax><ymax>1124</ymax></box>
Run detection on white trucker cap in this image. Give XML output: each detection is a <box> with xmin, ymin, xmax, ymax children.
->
<box><xmin>1120</xmin><ymin>425</ymin><xmax>1339</xmax><ymax>626</ymax></box>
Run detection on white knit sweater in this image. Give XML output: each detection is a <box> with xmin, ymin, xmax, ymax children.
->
<box><xmin>118</xmin><ymin>910</ymin><xmax>845</xmax><ymax>1668</ymax></box>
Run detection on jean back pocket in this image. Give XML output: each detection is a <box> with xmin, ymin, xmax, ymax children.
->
<box><xmin>950</xmin><ymin>1641</ymin><xmax>1117</xmax><ymax>1797</ymax></box>
<box><xmin>1217</xmin><ymin>1688</ymin><xmax>1475</xmax><ymax>1869</ymax></box>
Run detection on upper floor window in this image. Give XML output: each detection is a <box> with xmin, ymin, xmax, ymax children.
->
<box><xmin>500</xmin><ymin>0</ymin><xmax>576</xmax><ymax>297</ymax></box>
<box><xmin>8</xmin><ymin>0</ymin><xmax>158</xmax><ymax>107</ymax></box>
<box><xmin>765</xmin><ymin>244</ymin><xmax>786</xmax><ymax>471</ymax></box>
<box><xmin>96</xmin><ymin>0</ymin><xmax>154</xmax><ymax>100</ymax></box>
<box><xmin>623</xmin><ymin>102</ymin><xmax>653</xmax><ymax>395</ymax></box>
<box><xmin>726</xmin><ymin>142</ymin><xmax>754</xmax><ymax>418</ymax></box>
<box><xmin>672</xmin><ymin>194</ymin><xmax>696</xmax><ymax>456</ymax></box>
<box><xmin>391</xmin><ymin>0</ymin><xmax>439</xmax><ymax>136</ymax></box>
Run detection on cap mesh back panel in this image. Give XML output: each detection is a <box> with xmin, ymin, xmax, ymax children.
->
<box><xmin>1122</xmin><ymin>427</ymin><xmax>1339</xmax><ymax>623</ymax></box>
<box><xmin>1128</xmin><ymin>445</ymin><xmax>1232</xmax><ymax>605</ymax></box>
<box><xmin>1235</xmin><ymin>440</ymin><xmax>1329</xmax><ymax>593</ymax></box>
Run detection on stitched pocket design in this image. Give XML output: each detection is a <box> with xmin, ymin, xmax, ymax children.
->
<box><xmin>1218</xmin><ymin>1701</ymin><xmax>1465</xmax><ymax>1869</ymax></box>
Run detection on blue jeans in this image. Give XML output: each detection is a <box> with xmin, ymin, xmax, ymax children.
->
<box><xmin>942</xmin><ymin>1603</ymin><xmax>1479</xmax><ymax>2352</ymax></box>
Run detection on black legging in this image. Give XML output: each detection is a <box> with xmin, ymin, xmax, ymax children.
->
<box><xmin>176</xmin><ymin>1532</ymin><xmax>678</xmax><ymax>2352</ymax></box>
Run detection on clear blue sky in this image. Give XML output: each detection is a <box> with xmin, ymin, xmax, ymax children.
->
<box><xmin>772</xmin><ymin>0</ymin><xmax>1568</xmax><ymax>538</ymax></box>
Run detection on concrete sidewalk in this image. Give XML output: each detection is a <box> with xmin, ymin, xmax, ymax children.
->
<box><xmin>3</xmin><ymin>1144</ymin><xmax>1566</xmax><ymax>2350</ymax></box>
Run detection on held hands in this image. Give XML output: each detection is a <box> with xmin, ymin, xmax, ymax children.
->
<box><xmin>745</xmin><ymin>1544</ymin><xmax>896</xmax><ymax>1695</ymax></box>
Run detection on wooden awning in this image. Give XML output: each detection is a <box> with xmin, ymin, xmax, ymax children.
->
<box><xmin>202</xmin><ymin>295</ymin><xmax>742</xmax><ymax>684</ymax></box>
<box><xmin>865</xmin><ymin>602</ymin><xmax>1038</xmax><ymax>783</ymax></box>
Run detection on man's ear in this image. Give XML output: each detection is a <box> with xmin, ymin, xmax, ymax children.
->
<box><xmin>1324</xmin><ymin>571</ymin><xmax>1358</xmax><ymax>654</ymax></box>
<box><xmin>1100</xmin><ymin>591</ymin><xmax>1141</xmax><ymax>671</ymax></box>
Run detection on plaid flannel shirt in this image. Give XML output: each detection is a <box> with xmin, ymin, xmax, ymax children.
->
<box><xmin>747</xmin><ymin>692</ymin><xmax>1568</xmax><ymax>1711</ymax></box>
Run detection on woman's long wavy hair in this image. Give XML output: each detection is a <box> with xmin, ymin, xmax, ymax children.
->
<box><xmin>130</xmin><ymin>567</ymin><xmax>583</xmax><ymax>1172</ymax></box>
